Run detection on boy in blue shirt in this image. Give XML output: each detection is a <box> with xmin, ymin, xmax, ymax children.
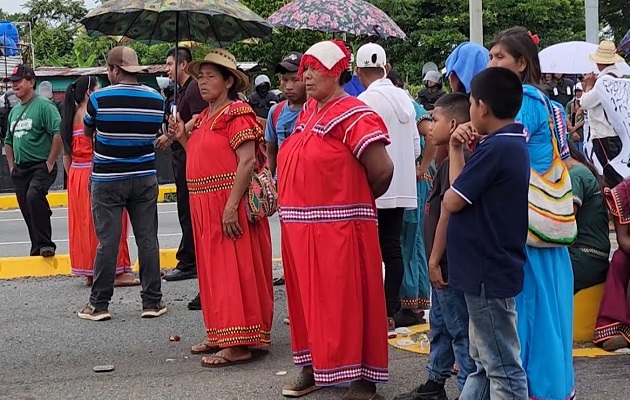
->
<box><xmin>443</xmin><ymin>67</ymin><xmax>530</xmax><ymax>399</ymax></box>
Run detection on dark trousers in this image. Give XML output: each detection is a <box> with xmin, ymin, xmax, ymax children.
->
<box><xmin>11</xmin><ymin>161</ymin><xmax>57</xmax><ymax>256</ymax></box>
<box><xmin>171</xmin><ymin>145</ymin><xmax>196</xmax><ymax>272</ymax></box>
<box><xmin>90</xmin><ymin>175</ymin><xmax>162</xmax><ymax>310</ymax></box>
<box><xmin>378</xmin><ymin>207</ymin><xmax>405</xmax><ymax>318</ymax></box>
<box><xmin>592</xmin><ymin>137</ymin><xmax>624</xmax><ymax>188</ymax></box>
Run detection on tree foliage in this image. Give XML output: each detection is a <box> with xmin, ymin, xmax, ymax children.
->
<box><xmin>0</xmin><ymin>0</ymin><xmax>623</xmax><ymax>84</ymax></box>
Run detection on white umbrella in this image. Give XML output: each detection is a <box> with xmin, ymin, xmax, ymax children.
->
<box><xmin>539</xmin><ymin>41</ymin><xmax>630</xmax><ymax>75</ymax></box>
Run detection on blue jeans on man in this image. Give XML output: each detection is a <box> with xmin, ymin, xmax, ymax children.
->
<box><xmin>461</xmin><ymin>284</ymin><xmax>528</xmax><ymax>400</ymax></box>
<box><xmin>428</xmin><ymin>286</ymin><xmax>475</xmax><ymax>392</ymax></box>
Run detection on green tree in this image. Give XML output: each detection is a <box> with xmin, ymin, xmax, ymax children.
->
<box><xmin>600</xmin><ymin>0</ymin><xmax>628</xmax><ymax>43</ymax></box>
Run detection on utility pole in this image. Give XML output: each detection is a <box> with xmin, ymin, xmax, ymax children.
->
<box><xmin>469</xmin><ymin>0</ymin><xmax>483</xmax><ymax>45</ymax></box>
<box><xmin>584</xmin><ymin>0</ymin><xmax>599</xmax><ymax>44</ymax></box>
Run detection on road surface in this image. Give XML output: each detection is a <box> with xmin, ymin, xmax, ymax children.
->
<box><xmin>0</xmin><ymin>202</ymin><xmax>282</xmax><ymax>259</ymax></box>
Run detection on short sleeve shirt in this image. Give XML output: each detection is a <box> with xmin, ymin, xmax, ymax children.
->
<box><xmin>264</xmin><ymin>102</ymin><xmax>300</xmax><ymax>148</ymax></box>
<box><xmin>447</xmin><ymin>123</ymin><xmax>530</xmax><ymax>298</ymax></box>
<box><xmin>6</xmin><ymin>95</ymin><xmax>60</xmax><ymax>165</ymax></box>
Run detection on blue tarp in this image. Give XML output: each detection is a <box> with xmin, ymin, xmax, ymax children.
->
<box><xmin>619</xmin><ymin>29</ymin><xmax>630</xmax><ymax>53</ymax></box>
<box><xmin>0</xmin><ymin>20</ymin><xmax>20</xmax><ymax>57</ymax></box>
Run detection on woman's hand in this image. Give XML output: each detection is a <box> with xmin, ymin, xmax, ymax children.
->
<box><xmin>169</xmin><ymin>113</ymin><xmax>186</xmax><ymax>141</ymax></box>
<box><xmin>222</xmin><ymin>202</ymin><xmax>243</xmax><ymax>240</ymax></box>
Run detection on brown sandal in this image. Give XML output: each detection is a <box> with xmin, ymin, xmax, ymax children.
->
<box><xmin>191</xmin><ymin>342</ymin><xmax>220</xmax><ymax>355</ymax></box>
<box><xmin>114</xmin><ymin>274</ymin><xmax>141</xmax><ymax>287</ymax></box>
<box><xmin>200</xmin><ymin>348</ymin><xmax>252</xmax><ymax>368</ymax></box>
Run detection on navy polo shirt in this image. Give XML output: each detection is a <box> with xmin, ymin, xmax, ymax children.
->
<box><xmin>446</xmin><ymin>123</ymin><xmax>530</xmax><ymax>299</ymax></box>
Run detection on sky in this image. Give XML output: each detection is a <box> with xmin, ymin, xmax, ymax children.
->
<box><xmin>2</xmin><ymin>0</ymin><xmax>98</xmax><ymax>15</ymax></box>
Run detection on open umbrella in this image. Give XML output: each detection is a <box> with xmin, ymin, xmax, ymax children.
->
<box><xmin>267</xmin><ymin>0</ymin><xmax>406</xmax><ymax>39</ymax></box>
<box><xmin>80</xmin><ymin>0</ymin><xmax>272</xmax><ymax>112</ymax></box>
<box><xmin>539</xmin><ymin>41</ymin><xmax>630</xmax><ymax>75</ymax></box>
<box><xmin>618</xmin><ymin>29</ymin><xmax>630</xmax><ymax>54</ymax></box>
<box><xmin>81</xmin><ymin>0</ymin><xmax>272</xmax><ymax>46</ymax></box>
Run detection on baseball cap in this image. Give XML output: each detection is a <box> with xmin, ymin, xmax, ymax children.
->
<box><xmin>575</xmin><ymin>82</ymin><xmax>583</xmax><ymax>92</ymax></box>
<box><xmin>106</xmin><ymin>46</ymin><xmax>147</xmax><ymax>73</ymax></box>
<box><xmin>255</xmin><ymin>74</ymin><xmax>271</xmax><ymax>87</ymax></box>
<box><xmin>275</xmin><ymin>51</ymin><xmax>303</xmax><ymax>73</ymax></box>
<box><xmin>356</xmin><ymin>43</ymin><xmax>387</xmax><ymax>69</ymax></box>
<box><xmin>2</xmin><ymin>64</ymin><xmax>36</xmax><ymax>82</ymax></box>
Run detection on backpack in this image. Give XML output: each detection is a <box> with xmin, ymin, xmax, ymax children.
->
<box><xmin>271</xmin><ymin>100</ymin><xmax>288</xmax><ymax>130</ymax></box>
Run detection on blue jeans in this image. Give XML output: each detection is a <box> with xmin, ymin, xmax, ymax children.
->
<box><xmin>461</xmin><ymin>285</ymin><xmax>528</xmax><ymax>400</ymax></box>
<box><xmin>427</xmin><ymin>286</ymin><xmax>475</xmax><ymax>391</ymax></box>
<box><xmin>572</xmin><ymin>140</ymin><xmax>583</xmax><ymax>155</ymax></box>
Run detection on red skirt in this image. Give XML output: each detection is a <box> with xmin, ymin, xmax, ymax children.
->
<box><xmin>190</xmin><ymin>189</ymin><xmax>273</xmax><ymax>348</ymax></box>
<box><xmin>281</xmin><ymin>218</ymin><xmax>389</xmax><ymax>386</ymax></box>
<box><xmin>594</xmin><ymin>249</ymin><xmax>630</xmax><ymax>344</ymax></box>
<box><xmin>67</xmin><ymin>163</ymin><xmax>131</xmax><ymax>276</ymax></box>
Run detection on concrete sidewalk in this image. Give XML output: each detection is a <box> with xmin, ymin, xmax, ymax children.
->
<box><xmin>0</xmin><ymin>184</ymin><xmax>178</xmax><ymax>210</ymax></box>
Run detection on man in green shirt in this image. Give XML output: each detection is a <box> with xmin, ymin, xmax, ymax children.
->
<box><xmin>3</xmin><ymin>64</ymin><xmax>62</xmax><ymax>257</ymax></box>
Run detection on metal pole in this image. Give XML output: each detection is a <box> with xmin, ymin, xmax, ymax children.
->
<box><xmin>469</xmin><ymin>0</ymin><xmax>483</xmax><ymax>45</ymax></box>
<box><xmin>584</xmin><ymin>0</ymin><xmax>599</xmax><ymax>44</ymax></box>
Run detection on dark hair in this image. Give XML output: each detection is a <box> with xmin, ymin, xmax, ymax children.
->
<box><xmin>568</xmin><ymin>141</ymin><xmax>605</xmax><ymax>191</ymax></box>
<box><xmin>387</xmin><ymin>68</ymin><xmax>404</xmax><ymax>88</ymax></box>
<box><xmin>215</xmin><ymin>64</ymin><xmax>240</xmax><ymax>101</ymax></box>
<box><xmin>61</xmin><ymin>75</ymin><xmax>98</xmax><ymax>155</ymax></box>
<box><xmin>339</xmin><ymin>70</ymin><xmax>352</xmax><ymax>86</ymax></box>
<box><xmin>470</xmin><ymin>67</ymin><xmax>523</xmax><ymax>119</ymax></box>
<box><xmin>166</xmin><ymin>46</ymin><xmax>193</xmax><ymax>64</ymax></box>
<box><xmin>434</xmin><ymin>93</ymin><xmax>471</xmax><ymax>125</ymax></box>
<box><xmin>489</xmin><ymin>26</ymin><xmax>541</xmax><ymax>85</ymax></box>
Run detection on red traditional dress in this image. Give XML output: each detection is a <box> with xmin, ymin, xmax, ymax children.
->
<box><xmin>594</xmin><ymin>180</ymin><xmax>630</xmax><ymax>346</ymax></box>
<box><xmin>186</xmin><ymin>101</ymin><xmax>273</xmax><ymax>348</ymax></box>
<box><xmin>278</xmin><ymin>95</ymin><xmax>390</xmax><ymax>386</ymax></box>
<box><xmin>68</xmin><ymin>124</ymin><xmax>130</xmax><ymax>276</ymax></box>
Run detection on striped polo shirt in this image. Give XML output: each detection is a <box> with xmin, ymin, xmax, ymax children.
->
<box><xmin>84</xmin><ymin>84</ymin><xmax>164</xmax><ymax>182</ymax></box>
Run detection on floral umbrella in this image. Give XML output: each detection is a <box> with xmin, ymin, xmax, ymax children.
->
<box><xmin>80</xmin><ymin>0</ymin><xmax>273</xmax><ymax>47</ymax></box>
<box><xmin>267</xmin><ymin>0</ymin><xmax>406</xmax><ymax>40</ymax></box>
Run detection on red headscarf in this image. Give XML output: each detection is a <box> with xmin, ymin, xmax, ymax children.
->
<box><xmin>298</xmin><ymin>40</ymin><xmax>351</xmax><ymax>78</ymax></box>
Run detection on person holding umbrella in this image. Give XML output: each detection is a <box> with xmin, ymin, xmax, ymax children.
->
<box><xmin>171</xmin><ymin>48</ymin><xmax>273</xmax><ymax>368</ymax></box>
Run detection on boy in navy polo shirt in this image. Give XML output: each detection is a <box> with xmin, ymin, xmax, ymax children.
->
<box><xmin>443</xmin><ymin>67</ymin><xmax>530</xmax><ymax>399</ymax></box>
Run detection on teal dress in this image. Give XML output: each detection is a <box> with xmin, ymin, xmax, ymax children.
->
<box><xmin>516</xmin><ymin>85</ymin><xmax>574</xmax><ymax>400</ymax></box>
<box><xmin>399</xmin><ymin>101</ymin><xmax>434</xmax><ymax>309</ymax></box>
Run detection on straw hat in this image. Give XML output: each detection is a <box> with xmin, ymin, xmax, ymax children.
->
<box><xmin>186</xmin><ymin>48</ymin><xmax>249</xmax><ymax>92</ymax></box>
<box><xmin>589</xmin><ymin>41</ymin><xmax>624</xmax><ymax>65</ymax></box>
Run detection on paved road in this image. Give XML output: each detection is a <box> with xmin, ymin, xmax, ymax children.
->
<box><xmin>0</xmin><ymin>202</ymin><xmax>282</xmax><ymax>259</ymax></box>
<box><xmin>0</xmin><ymin>277</ymin><xmax>628</xmax><ymax>400</ymax></box>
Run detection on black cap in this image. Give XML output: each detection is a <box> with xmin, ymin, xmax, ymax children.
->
<box><xmin>2</xmin><ymin>64</ymin><xmax>36</xmax><ymax>83</ymax></box>
<box><xmin>275</xmin><ymin>52</ymin><xmax>303</xmax><ymax>74</ymax></box>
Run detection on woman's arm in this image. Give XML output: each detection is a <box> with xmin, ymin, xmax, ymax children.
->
<box><xmin>222</xmin><ymin>141</ymin><xmax>256</xmax><ymax>239</ymax></box>
<box><xmin>63</xmin><ymin>154</ymin><xmax>72</xmax><ymax>175</ymax></box>
<box><xmin>416</xmin><ymin>120</ymin><xmax>436</xmax><ymax>177</ymax></box>
<box><xmin>360</xmin><ymin>142</ymin><xmax>394</xmax><ymax>198</ymax></box>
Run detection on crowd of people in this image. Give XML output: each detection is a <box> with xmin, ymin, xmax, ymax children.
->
<box><xmin>2</xmin><ymin>23</ymin><xmax>630</xmax><ymax>400</ymax></box>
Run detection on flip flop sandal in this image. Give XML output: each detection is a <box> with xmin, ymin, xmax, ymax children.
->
<box><xmin>114</xmin><ymin>278</ymin><xmax>141</xmax><ymax>287</ymax></box>
<box><xmin>191</xmin><ymin>343</ymin><xmax>220</xmax><ymax>355</ymax></box>
<box><xmin>200</xmin><ymin>354</ymin><xmax>252</xmax><ymax>368</ymax></box>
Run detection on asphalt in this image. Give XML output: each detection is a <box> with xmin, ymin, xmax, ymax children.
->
<box><xmin>0</xmin><ymin>275</ymin><xmax>628</xmax><ymax>400</ymax></box>
<box><xmin>0</xmin><ymin>203</ymin><xmax>283</xmax><ymax>260</ymax></box>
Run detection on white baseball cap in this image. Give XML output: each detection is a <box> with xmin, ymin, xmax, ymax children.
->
<box><xmin>254</xmin><ymin>74</ymin><xmax>271</xmax><ymax>87</ymax></box>
<box><xmin>356</xmin><ymin>43</ymin><xmax>387</xmax><ymax>69</ymax></box>
<box><xmin>574</xmin><ymin>82</ymin><xmax>583</xmax><ymax>91</ymax></box>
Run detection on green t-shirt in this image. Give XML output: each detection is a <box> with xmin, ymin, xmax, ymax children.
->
<box><xmin>5</xmin><ymin>95</ymin><xmax>61</xmax><ymax>165</ymax></box>
<box><xmin>565</xmin><ymin>99</ymin><xmax>584</xmax><ymax>142</ymax></box>
<box><xmin>569</xmin><ymin>164</ymin><xmax>610</xmax><ymax>255</ymax></box>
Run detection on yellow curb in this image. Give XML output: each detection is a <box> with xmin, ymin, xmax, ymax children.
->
<box><xmin>0</xmin><ymin>185</ymin><xmax>178</xmax><ymax>210</ymax></box>
<box><xmin>0</xmin><ymin>249</ymin><xmax>282</xmax><ymax>280</ymax></box>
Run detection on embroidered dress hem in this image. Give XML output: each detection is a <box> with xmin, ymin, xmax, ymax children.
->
<box><xmin>400</xmin><ymin>297</ymin><xmax>430</xmax><ymax>309</ymax></box>
<box><xmin>292</xmin><ymin>349</ymin><xmax>388</xmax><ymax>385</ymax></box>
<box><xmin>207</xmin><ymin>325</ymin><xmax>271</xmax><ymax>348</ymax></box>
<box><xmin>594</xmin><ymin>322</ymin><xmax>630</xmax><ymax>343</ymax></box>
<box><xmin>72</xmin><ymin>265</ymin><xmax>132</xmax><ymax>276</ymax></box>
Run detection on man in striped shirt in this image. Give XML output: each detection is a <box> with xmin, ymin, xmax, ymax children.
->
<box><xmin>78</xmin><ymin>46</ymin><xmax>166</xmax><ymax>322</ymax></box>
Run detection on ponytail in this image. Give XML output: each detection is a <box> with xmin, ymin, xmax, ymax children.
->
<box><xmin>60</xmin><ymin>76</ymin><xmax>98</xmax><ymax>156</ymax></box>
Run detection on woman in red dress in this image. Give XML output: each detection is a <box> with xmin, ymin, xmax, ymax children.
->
<box><xmin>171</xmin><ymin>49</ymin><xmax>273</xmax><ymax>367</ymax></box>
<box><xmin>594</xmin><ymin>179</ymin><xmax>630</xmax><ymax>351</ymax></box>
<box><xmin>60</xmin><ymin>75</ymin><xmax>136</xmax><ymax>287</ymax></box>
<box><xmin>277</xmin><ymin>40</ymin><xmax>394</xmax><ymax>400</ymax></box>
